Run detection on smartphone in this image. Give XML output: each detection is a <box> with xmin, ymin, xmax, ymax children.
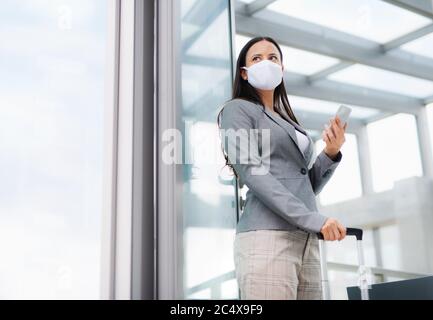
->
<box><xmin>324</xmin><ymin>105</ymin><xmax>351</xmax><ymax>130</ymax></box>
<box><xmin>335</xmin><ymin>105</ymin><xmax>351</xmax><ymax>127</ymax></box>
<box><xmin>324</xmin><ymin>105</ymin><xmax>352</xmax><ymax>130</ymax></box>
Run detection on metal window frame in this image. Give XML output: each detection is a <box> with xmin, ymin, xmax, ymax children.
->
<box><xmin>131</xmin><ymin>0</ymin><xmax>157</xmax><ymax>300</ymax></box>
<box><xmin>100</xmin><ymin>0</ymin><xmax>156</xmax><ymax>300</ymax></box>
<box><xmin>156</xmin><ymin>0</ymin><xmax>184</xmax><ymax>300</ymax></box>
<box><xmin>100</xmin><ymin>0</ymin><xmax>121</xmax><ymax>300</ymax></box>
<box><xmin>229</xmin><ymin>0</ymin><xmax>242</xmax><ymax>222</ymax></box>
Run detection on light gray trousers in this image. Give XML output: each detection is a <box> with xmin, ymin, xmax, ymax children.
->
<box><xmin>233</xmin><ymin>229</ymin><xmax>323</xmax><ymax>300</ymax></box>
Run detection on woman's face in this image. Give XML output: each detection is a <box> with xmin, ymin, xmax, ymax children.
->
<box><xmin>241</xmin><ymin>40</ymin><xmax>284</xmax><ymax>81</ymax></box>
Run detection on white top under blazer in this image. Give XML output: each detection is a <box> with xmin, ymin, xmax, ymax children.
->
<box><xmin>273</xmin><ymin>110</ymin><xmax>310</xmax><ymax>154</ymax></box>
<box><xmin>294</xmin><ymin>128</ymin><xmax>310</xmax><ymax>154</ymax></box>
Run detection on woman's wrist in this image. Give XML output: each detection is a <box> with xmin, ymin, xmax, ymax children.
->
<box><xmin>324</xmin><ymin>148</ymin><xmax>339</xmax><ymax>160</ymax></box>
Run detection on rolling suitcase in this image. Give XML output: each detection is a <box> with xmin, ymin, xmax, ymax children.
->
<box><xmin>346</xmin><ymin>275</ymin><xmax>433</xmax><ymax>300</ymax></box>
<box><xmin>317</xmin><ymin>228</ymin><xmax>371</xmax><ymax>300</ymax></box>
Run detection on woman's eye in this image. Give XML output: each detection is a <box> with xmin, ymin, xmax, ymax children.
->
<box><xmin>253</xmin><ymin>57</ymin><xmax>260</xmax><ymax>62</ymax></box>
<box><xmin>270</xmin><ymin>56</ymin><xmax>278</xmax><ymax>61</ymax></box>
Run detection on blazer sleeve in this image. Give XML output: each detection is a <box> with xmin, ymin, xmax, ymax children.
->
<box><xmin>219</xmin><ymin>102</ymin><xmax>328</xmax><ymax>234</ymax></box>
<box><xmin>308</xmin><ymin>148</ymin><xmax>343</xmax><ymax>196</ymax></box>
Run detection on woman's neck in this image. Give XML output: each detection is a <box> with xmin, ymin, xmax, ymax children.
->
<box><xmin>258</xmin><ymin>90</ymin><xmax>274</xmax><ymax>112</ymax></box>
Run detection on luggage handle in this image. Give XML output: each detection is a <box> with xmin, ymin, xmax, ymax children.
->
<box><xmin>317</xmin><ymin>227</ymin><xmax>369</xmax><ymax>300</ymax></box>
<box><xmin>317</xmin><ymin>227</ymin><xmax>363</xmax><ymax>241</ymax></box>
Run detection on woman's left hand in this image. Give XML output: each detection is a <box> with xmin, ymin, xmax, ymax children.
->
<box><xmin>322</xmin><ymin>116</ymin><xmax>347</xmax><ymax>159</ymax></box>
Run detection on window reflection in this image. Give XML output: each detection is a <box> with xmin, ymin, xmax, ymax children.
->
<box><xmin>180</xmin><ymin>0</ymin><xmax>238</xmax><ymax>299</ymax></box>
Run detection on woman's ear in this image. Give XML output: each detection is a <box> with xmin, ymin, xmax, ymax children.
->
<box><xmin>241</xmin><ymin>68</ymin><xmax>248</xmax><ymax>81</ymax></box>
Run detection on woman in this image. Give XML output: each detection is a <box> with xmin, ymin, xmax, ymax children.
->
<box><xmin>217</xmin><ymin>36</ymin><xmax>347</xmax><ymax>300</ymax></box>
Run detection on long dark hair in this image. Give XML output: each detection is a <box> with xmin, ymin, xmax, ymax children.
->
<box><xmin>217</xmin><ymin>36</ymin><xmax>300</xmax><ymax>179</ymax></box>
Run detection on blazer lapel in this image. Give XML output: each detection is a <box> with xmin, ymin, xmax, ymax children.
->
<box><xmin>286</xmin><ymin>115</ymin><xmax>315</xmax><ymax>167</ymax></box>
<box><xmin>262</xmin><ymin>108</ymin><xmax>308</xmax><ymax>163</ymax></box>
<box><xmin>277</xmin><ymin>109</ymin><xmax>315</xmax><ymax>166</ymax></box>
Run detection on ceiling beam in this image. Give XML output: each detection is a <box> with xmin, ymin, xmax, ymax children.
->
<box><xmin>382</xmin><ymin>23</ymin><xmax>433</xmax><ymax>52</ymax></box>
<box><xmin>284</xmin><ymin>71</ymin><xmax>423</xmax><ymax>114</ymax></box>
<box><xmin>243</xmin><ymin>0</ymin><xmax>277</xmax><ymax>16</ymax></box>
<box><xmin>365</xmin><ymin>111</ymin><xmax>395</xmax><ymax>124</ymax></box>
<box><xmin>308</xmin><ymin>62</ymin><xmax>354</xmax><ymax>83</ymax></box>
<box><xmin>310</xmin><ymin>22</ymin><xmax>433</xmax><ymax>82</ymax></box>
<box><xmin>382</xmin><ymin>0</ymin><xmax>433</xmax><ymax>19</ymax></box>
<box><xmin>235</xmin><ymin>9</ymin><xmax>433</xmax><ymax>82</ymax></box>
<box><xmin>425</xmin><ymin>95</ymin><xmax>433</xmax><ymax>105</ymax></box>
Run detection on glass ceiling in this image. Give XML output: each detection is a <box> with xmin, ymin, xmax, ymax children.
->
<box><xmin>401</xmin><ymin>33</ymin><xmax>433</xmax><ymax>59</ymax></box>
<box><xmin>328</xmin><ymin>64</ymin><xmax>433</xmax><ymax>99</ymax></box>
<box><xmin>265</xmin><ymin>0</ymin><xmax>431</xmax><ymax>44</ymax></box>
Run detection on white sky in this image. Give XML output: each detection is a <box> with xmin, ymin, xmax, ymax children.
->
<box><xmin>0</xmin><ymin>0</ymin><xmax>107</xmax><ymax>299</ymax></box>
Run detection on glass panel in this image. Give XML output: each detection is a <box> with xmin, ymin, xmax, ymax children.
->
<box><xmin>379</xmin><ymin>224</ymin><xmax>402</xmax><ymax>270</ymax></box>
<box><xmin>235</xmin><ymin>34</ymin><xmax>339</xmax><ymax>75</ymax></box>
<box><xmin>0</xmin><ymin>0</ymin><xmax>108</xmax><ymax>299</ymax></box>
<box><xmin>329</xmin><ymin>64</ymin><xmax>433</xmax><ymax>98</ymax></box>
<box><xmin>367</xmin><ymin>114</ymin><xmax>423</xmax><ymax>192</ymax></box>
<box><xmin>289</xmin><ymin>95</ymin><xmax>379</xmax><ymax>119</ymax></box>
<box><xmin>180</xmin><ymin>0</ymin><xmax>238</xmax><ymax>299</ymax></box>
<box><xmin>266</xmin><ymin>0</ymin><xmax>431</xmax><ymax>43</ymax></box>
<box><xmin>326</xmin><ymin>229</ymin><xmax>376</xmax><ymax>266</ymax></box>
<box><xmin>328</xmin><ymin>270</ymin><xmax>358</xmax><ymax>300</ymax></box>
<box><xmin>315</xmin><ymin>134</ymin><xmax>363</xmax><ymax>205</ymax></box>
<box><xmin>401</xmin><ymin>33</ymin><xmax>433</xmax><ymax>59</ymax></box>
<box><xmin>186</xmin><ymin>9</ymin><xmax>233</xmax><ymax>61</ymax></box>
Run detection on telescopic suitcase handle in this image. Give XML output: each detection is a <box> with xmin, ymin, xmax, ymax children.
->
<box><xmin>317</xmin><ymin>227</ymin><xmax>369</xmax><ymax>300</ymax></box>
<box><xmin>317</xmin><ymin>227</ymin><xmax>363</xmax><ymax>241</ymax></box>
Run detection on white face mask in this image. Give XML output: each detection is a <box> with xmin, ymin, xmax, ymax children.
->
<box><xmin>242</xmin><ymin>59</ymin><xmax>283</xmax><ymax>90</ymax></box>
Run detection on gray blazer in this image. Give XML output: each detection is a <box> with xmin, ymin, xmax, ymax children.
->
<box><xmin>219</xmin><ymin>98</ymin><xmax>342</xmax><ymax>234</ymax></box>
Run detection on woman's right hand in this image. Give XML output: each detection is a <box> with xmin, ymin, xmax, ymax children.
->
<box><xmin>320</xmin><ymin>218</ymin><xmax>346</xmax><ymax>241</ymax></box>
